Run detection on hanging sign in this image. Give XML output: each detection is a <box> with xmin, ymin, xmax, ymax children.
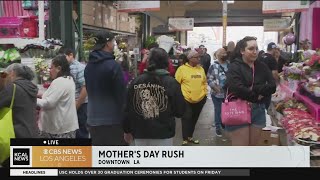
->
<box><xmin>263</xmin><ymin>18</ymin><xmax>291</xmax><ymax>31</ymax></box>
<box><xmin>157</xmin><ymin>35</ymin><xmax>175</xmax><ymax>53</ymax></box>
<box><xmin>168</xmin><ymin>18</ymin><xmax>194</xmax><ymax>31</ymax></box>
<box><xmin>116</xmin><ymin>1</ymin><xmax>160</xmax><ymax>12</ymax></box>
<box><xmin>263</xmin><ymin>1</ymin><xmax>309</xmax><ymax>14</ymax></box>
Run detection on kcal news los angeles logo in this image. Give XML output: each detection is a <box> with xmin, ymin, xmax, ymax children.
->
<box><xmin>13</xmin><ymin>148</ymin><xmax>30</xmax><ymax>165</ymax></box>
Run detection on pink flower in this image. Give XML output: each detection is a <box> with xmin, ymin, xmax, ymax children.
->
<box><xmin>307</xmin><ymin>54</ymin><xmax>320</xmax><ymax>66</ymax></box>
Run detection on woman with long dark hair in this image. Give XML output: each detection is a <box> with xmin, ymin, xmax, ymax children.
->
<box><xmin>37</xmin><ymin>55</ymin><xmax>79</xmax><ymax>138</ymax></box>
<box><xmin>225</xmin><ymin>36</ymin><xmax>276</xmax><ymax>146</ymax></box>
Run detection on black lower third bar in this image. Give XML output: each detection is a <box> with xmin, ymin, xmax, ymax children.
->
<box><xmin>58</xmin><ymin>169</ymin><xmax>250</xmax><ymax>176</ymax></box>
<box><xmin>11</xmin><ymin>138</ymin><xmax>91</xmax><ymax>146</ymax></box>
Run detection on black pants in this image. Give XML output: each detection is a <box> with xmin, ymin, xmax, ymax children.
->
<box><xmin>89</xmin><ymin>124</ymin><xmax>128</xmax><ymax>146</ymax></box>
<box><xmin>182</xmin><ymin>98</ymin><xmax>207</xmax><ymax>140</ymax></box>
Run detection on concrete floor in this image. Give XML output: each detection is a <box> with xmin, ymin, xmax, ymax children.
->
<box><xmin>173</xmin><ymin>97</ymin><xmax>231</xmax><ymax>146</ymax></box>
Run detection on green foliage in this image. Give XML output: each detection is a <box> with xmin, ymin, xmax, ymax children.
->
<box><xmin>144</xmin><ymin>36</ymin><xmax>156</xmax><ymax>49</ymax></box>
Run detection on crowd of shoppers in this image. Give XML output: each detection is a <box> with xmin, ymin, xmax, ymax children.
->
<box><xmin>1</xmin><ymin>30</ymin><xmax>285</xmax><ymax>165</ymax></box>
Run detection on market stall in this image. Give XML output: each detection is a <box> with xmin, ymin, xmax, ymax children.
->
<box><xmin>268</xmin><ymin>47</ymin><xmax>320</xmax><ymax>158</ymax></box>
<box><xmin>0</xmin><ymin>1</ymin><xmax>62</xmax><ymax>85</ymax></box>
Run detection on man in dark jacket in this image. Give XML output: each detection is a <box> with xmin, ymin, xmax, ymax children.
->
<box><xmin>84</xmin><ymin>31</ymin><xmax>127</xmax><ymax>146</ymax></box>
<box><xmin>259</xmin><ymin>42</ymin><xmax>279</xmax><ymax>110</ymax></box>
<box><xmin>123</xmin><ymin>48</ymin><xmax>185</xmax><ymax>146</ymax></box>
<box><xmin>198</xmin><ymin>45</ymin><xmax>211</xmax><ymax>75</ymax></box>
<box><xmin>0</xmin><ymin>64</ymin><xmax>39</xmax><ymax>167</ymax></box>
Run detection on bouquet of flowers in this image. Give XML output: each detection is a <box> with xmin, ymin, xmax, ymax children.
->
<box><xmin>282</xmin><ymin>62</ymin><xmax>304</xmax><ymax>80</ymax></box>
<box><xmin>297</xmin><ymin>49</ymin><xmax>316</xmax><ymax>62</ymax></box>
<box><xmin>113</xmin><ymin>46</ymin><xmax>123</xmax><ymax>62</ymax></box>
<box><xmin>306</xmin><ymin>52</ymin><xmax>320</xmax><ymax>70</ymax></box>
<box><xmin>34</xmin><ymin>56</ymin><xmax>50</xmax><ymax>84</ymax></box>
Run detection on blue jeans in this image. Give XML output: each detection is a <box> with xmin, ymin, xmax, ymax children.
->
<box><xmin>212</xmin><ymin>95</ymin><xmax>224</xmax><ymax>129</ymax></box>
<box><xmin>76</xmin><ymin>103</ymin><xmax>89</xmax><ymax>138</ymax></box>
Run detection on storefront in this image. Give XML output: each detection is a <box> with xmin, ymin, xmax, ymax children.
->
<box><xmin>0</xmin><ymin>0</ymin><xmax>140</xmax><ymax>85</ymax></box>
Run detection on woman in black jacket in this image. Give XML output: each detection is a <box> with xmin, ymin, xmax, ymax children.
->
<box><xmin>123</xmin><ymin>48</ymin><xmax>185</xmax><ymax>146</ymax></box>
<box><xmin>225</xmin><ymin>36</ymin><xmax>276</xmax><ymax>146</ymax></box>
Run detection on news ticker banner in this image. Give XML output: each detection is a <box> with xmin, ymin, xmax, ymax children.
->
<box><xmin>10</xmin><ymin>168</ymin><xmax>250</xmax><ymax>176</ymax></box>
<box><xmin>10</xmin><ymin>139</ymin><xmax>310</xmax><ymax>169</ymax></box>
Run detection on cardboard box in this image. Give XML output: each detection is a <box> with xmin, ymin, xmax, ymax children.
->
<box><xmin>108</xmin><ymin>5</ymin><xmax>117</xmax><ymax>15</ymax></box>
<box><xmin>129</xmin><ymin>21</ymin><xmax>136</xmax><ymax>33</ymax></box>
<box><xmin>102</xmin><ymin>6</ymin><xmax>110</xmax><ymax>23</ymax></box>
<box><xmin>82</xmin><ymin>1</ymin><xmax>96</xmax><ymax>7</ymax></box>
<box><xmin>94</xmin><ymin>4</ymin><xmax>102</xmax><ymax>17</ymax></box>
<box><xmin>94</xmin><ymin>21</ymin><xmax>103</xmax><ymax>27</ymax></box>
<box><xmin>105</xmin><ymin>17</ymin><xmax>116</xmax><ymax>30</ymax></box>
<box><xmin>128</xmin><ymin>16</ymin><xmax>135</xmax><ymax>23</ymax></box>
<box><xmin>82</xmin><ymin>4</ymin><xmax>96</xmax><ymax>16</ymax></box>
<box><xmin>106</xmin><ymin>16</ymin><xmax>116</xmax><ymax>29</ymax></box>
<box><xmin>102</xmin><ymin>19</ymin><xmax>109</xmax><ymax>28</ymax></box>
<box><xmin>102</xmin><ymin>6</ymin><xmax>111</xmax><ymax>17</ymax></box>
<box><xmin>94</xmin><ymin>15</ymin><xmax>102</xmax><ymax>27</ymax></box>
<box><xmin>118</xmin><ymin>12</ymin><xmax>128</xmax><ymax>23</ymax></box>
<box><xmin>109</xmin><ymin>16</ymin><xmax>116</xmax><ymax>23</ymax></box>
<box><xmin>82</xmin><ymin>14</ymin><xmax>95</xmax><ymax>26</ymax></box>
<box><xmin>96</xmin><ymin>2</ymin><xmax>103</xmax><ymax>8</ymax></box>
<box><xmin>129</xmin><ymin>25</ymin><xmax>136</xmax><ymax>33</ymax></box>
<box><xmin>102</xmin><ymin>14</ymin><xmax>108</xmax><ymax>27</ymax></box>
<box><xmin>258</xmin><ymin>130</ymin><xmax>281</xmax><ymax>146</ymax></box>
<box><xmin>119</xmin><ymin>23</ymin><xmax>129</xmax><ymax>32</ymax></box>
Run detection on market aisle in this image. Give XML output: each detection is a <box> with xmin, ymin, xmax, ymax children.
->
<box><xmin>173</xmin><ymin>97</ymin><xmax>231</xmax><ymax>146</ymax></box>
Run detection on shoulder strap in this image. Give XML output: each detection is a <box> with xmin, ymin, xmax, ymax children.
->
<box><xmin>219</xmin><ymin>64</ymin><xmax>226</xmax><ymax>74</ymax></box>
<box><xmin>10</xmin><ymin>84</ymin><xmax>16</xmax><ymax>109</ymax></box>
<box><xmin>250</xmin><ymin>65</ymin><xmax>255</xmax><ymax>89</ymax></box>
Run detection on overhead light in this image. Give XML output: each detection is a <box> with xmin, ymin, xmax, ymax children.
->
<box><xmin>221</xmin><ymin>0</ymin><xmax>234</xmax><ymax>4</ymax></box>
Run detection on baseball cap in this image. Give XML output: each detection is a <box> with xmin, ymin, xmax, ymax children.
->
<box><xmin>187</xmin><ymin>50</ymin><xmax>199</xmax><ymax>59</ymax></box>
<box><xmin>267</xmin><ymin>42</ymin><xmax>279</xmax><ymax>51</ymax></box>
<box><xmin>92</xmin><ymin>31</ymin><xmax>115</xmax><ymax>51</ymax></box>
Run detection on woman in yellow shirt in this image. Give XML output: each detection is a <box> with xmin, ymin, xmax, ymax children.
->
<box><xmin>175</xmin><ymin>50</ymin><xmax>208</xmax><ymax>145</ymax></box>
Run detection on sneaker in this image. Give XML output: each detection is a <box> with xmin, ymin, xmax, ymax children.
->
<box><xmin>182</xmin><ymin>140</ymin><xmax>189</xmax><ymax>146</ymax></box>
<box><xmin>215</xmin><ymin>128</ymin><xmax>222</xmax><ymax>137</ymax></box>
<box><xmin>187</xmin><ymin>137</ymin><xmax>199</xmax><ymax>144</ymax></box>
